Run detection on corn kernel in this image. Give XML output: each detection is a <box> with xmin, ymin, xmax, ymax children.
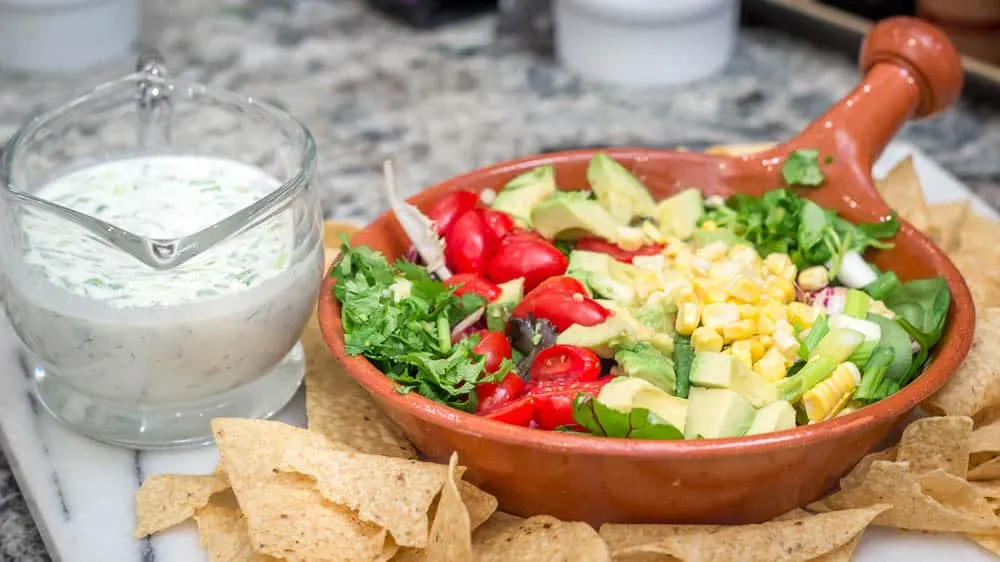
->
<box><xmin>691</xmin><ymin>326</ymin><xmax>724</xmax><ymax>353</ymax></box>
<box><xmin>773</xmin><ymin>321</ymin><xmax>801</xmax><ymax>363</ymax></box>
<box><xmin>702</xmin><ymin>303</ymin><xmax>740</xmax><ymax>332</ymax></box>
<box><xmin>642</xmin><ymin>221</ymin><xmax>666</xmax><ymax>244</ymax></box>
<box><xmin>797</xmin><ymin>265</ymin><xmax>830</xmax><ymax>292</ymax></box>
<box><xmin>764</xmin><ymin>277</ymin><xmax>796</xmax><ymax>303</ymax></box>
<box><xmin>754</xmin><ymin>347</ymin><xmax>788</xmax><ymax>382</ymax></box>
<box><xmin>693</xmin><ymin>278</ymin><xmax>727</xmax><ymax>304</ymax></box>
<box><xmin>757</xmin><ymin>334</ymin><xmax>774</xmax><ymax>349</ymax></box>
<box><xmin>756</xmin><ymin>313</ymin><xmax>776</xmax><ymax>336</ymax></box>
<box><xmin>672</xmin><ymin>249</ymin><xmax>693</xmax><ymax>272</ymax></box>
<box><xmin>662</xmin><ymin>237</ymin><xmax>685</xmax><ymax>258</ymax></box>
<box><xmin>616</xmin><ymin>226</ymin><xmax>645</xmax><ymax>251</ymax></box>
<box><xmin>802</xmin><ymin>362</ymin><xmax>861</xmax><ymax>421</ymax></box>
<box><xmin>700</xmin><ymin>220</ymin><xmax>718</xmax><ymax>232</ymax></box>
<box><xmin>764</xmin><ymin>253</ymin><xmax>794</xmax><ymax>276</ymax></box>
<box><xmin>674</xmin><ymin>284</ymin><xmax>697</xmax><ymax>305</ymax></box>
<box><xmin>728</xmin><ymin>276</ymin><xmax>762</xmax><ymax>304</ymax></box>
<box><xmin>696</xmin><ymin>240</ymin><xmax>728</xmax><ymax>261</ymax></box>
<box><xmin>730</xmin><ymin>340</ymin><xmax>754</xmax><ymax>370</ymax></box>
<box><xmin>760</xmin><ymin>299</ymin><xmax>786</xmax><ymax>322</ymax></box>
<box><xmin>738</xmin><ymin>304</ymin><xmax>760</xmax><ymax>321</ymax></box>
<box><xmin>692</xmin><ymin>257</ymin><xmax>713</xmax><ymax>276</ymax></box>
<box><xmin>723</xmin><ymin>319</ymin><xmax>757</xmax><ymax>343</ymax></box>
<box><xmin>779</xmin><ymin>264</ymin><xmax>798</xmax><ymax>283</ymax></box>
<box><xmin>709</xmin><ymin>261</ymin><xmax>742</xmax><ymax>283</ymax></box>
<box><xmin>786</xmin><ymin>302</ymin><xmax>819</xmax><ymax>331</ymax></box>
<box><xmin>675</xmin><ymin>302</ymin><xmax>701</xmax><ymax>335</ymax></box>
<box><xmin>728</xmin><ymin>244</ymin><xmax>762</xmax><ymax>269</ymax></box>
<box><xmin>747</xmin><ymin>337</ymin><xmax>767</xmax><ymax>361</ymax></box>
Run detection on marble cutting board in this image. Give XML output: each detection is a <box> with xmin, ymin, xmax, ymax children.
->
<box><xmin>1</xmin><ymin>141</ymin><xmax>997</xmax><ymax>562</ymax></box>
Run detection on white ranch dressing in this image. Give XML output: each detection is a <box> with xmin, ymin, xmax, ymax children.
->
<box><xmin>3</xmin><ymin>155</ymin><xmax>323</xmax><ymax>404</ymax></box>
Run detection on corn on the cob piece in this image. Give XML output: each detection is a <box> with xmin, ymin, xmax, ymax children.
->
<box><xmin>801</xmin><ymin>362</ymin><xmax>861</xmax><ymax>422</ymax></box>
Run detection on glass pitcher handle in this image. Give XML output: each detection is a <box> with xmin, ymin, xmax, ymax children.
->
<box><xmin>135</xmin><ymin>49</ymin><xmax>173</xmax><ymax>148</ymax></box>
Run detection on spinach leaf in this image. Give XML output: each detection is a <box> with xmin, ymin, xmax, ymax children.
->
<box><xmin>572</xmin><ymin>395</ymin><xmax>684</xmax><ymax>440</ymax></box>
<box><xmin>884</xmin><ymin>277</ymin><xmax>951</xmax><ymax>347</ymax></box>
<box><xmin>782</xmin><ymin>149</ymin><xmax>825</xmax><ymax>186</ymax></box>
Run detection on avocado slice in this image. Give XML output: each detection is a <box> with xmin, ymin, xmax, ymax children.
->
<box><xmin>594</xmin><ymin>300</ymin><xmax>674</xmax><ymax>355</ymax></box>
<box><xmin>556</xmin><ymin>314</ymin><xmax>635</xmax><ymax>358</ymax></box>
<box><xmin>567</xmin><ymin>250</ymin><xmax>636</xmax><ymax>304</ymax></box>
<box><xmin>655</xmin><ymin>188</ymin><xmax>704</xmax><ymax>240</ymax></box>
<box><xmin>614</xmin><ymin>343</ymin><xmax>676</xmax><ymax>394</ymax></box>
<box><xmin>531</xmin><ymin>191</ymin><xmax>622</xmax><ymax>242</ymax></box>
<box><xmin>745</xmin><ymin>400</ymin><xmax>797</xmax><ymax>436</ymax></box>
<box><xmin>587</xmin><ymin>153</ymin><xmax>658</xmax><ymax>224</ymax></box>
<box><xmin>485</xmin><ymin>278</ymin><xmax>525</xmax><ymax>332</ymax></box>
<box><xmin>689</xmin><ymin>352</ymin><xmax>777</xmax><ymax>408</ymax></box>
<box><xmin>597</xmin><ymin>377</ymin><xmax>688</xmax><ymax>433</ymax></box>
<box><xmin>684</xmin><ymin>387</ymin><xmax>756</xmax><ymax>439</ymax></box>
<box><xmin>491</xmin><ymin>165</ymin><xmax>557</xmax><ymax>226</ymax></box>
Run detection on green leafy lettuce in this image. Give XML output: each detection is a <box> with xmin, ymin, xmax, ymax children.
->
<box><xmin>331</xmin><ymin>241</ymin><xmax>509</xmax><ymax>412</ymax></box>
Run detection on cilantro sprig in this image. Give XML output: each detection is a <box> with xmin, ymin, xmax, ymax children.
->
<box><xmin>700</xmin><ymin>188</ymin><xmax>900</xmax><ymax>270</ymax></box>
<box><xmin>782</xmin><ymin>149</ymin><xmax>827</xmax><ymax>187</ymax></box>
<box><xmin>331</xmin><ymin>241</ymin><xmax>508</xmax><ymax>412</ymax></box>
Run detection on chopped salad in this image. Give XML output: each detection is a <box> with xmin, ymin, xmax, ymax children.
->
<box><xmin>331</xmin><ymin>151</ymin><xmax>951</xmax><ymax>440</ymax></box>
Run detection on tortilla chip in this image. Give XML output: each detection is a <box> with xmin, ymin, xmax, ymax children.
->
<box><xmin>924</xmin><ymin>308</ymin><xmax>1000</xmax><ymax>418</ymax></box>
<box><xmin>875</xmin><ymin>156</ymin><xmax>930</xmax><ymax>230</ymax></box>
<box><xmin>927</xmin><ymin>201</ymin><xmax>971</xmax><ymax>253</ymax></box>
<box><xmin>423</xmin><ymin>453</ymin><xmax>474</xmax><ymax>562</ymax></box>
<box><xmin>275</xmin><ymin>446</ymin><xmax>453</xmax><ymax>548</ymax></box>
<box><xmin>969</xmin><ymin>534</ymin><xmax>1000</xmax><ymax>557</ymax></box>
<box><xmin>811</xmin><ymin>461</ymin><xmax>1000</xmax><ymax>533</ymax></box>
<box><xmin>840</xmin><ymin>446</ymin><xmax>898</xmax><ymax>490</ymax></box>
<box><xmin>193</xmin><ymin>491</ymin><xmax>280</xmax><ymax>562</ymax></box>
<box><xmin>970</xmin><ymin>458</ymin><xmax>1000</xmax><ymax>481</ymax></box>
<box><xmin>618</xmin><ymin>505</ymin><xmax>888</xmax><ymax>562</ymax></box>
<box><xmin>303</xmin><ymin>320</ymin><xmax>416</xmax><ymax>459</ymax></box>
<box><xmin>212</xmin><ymin>418</ymin><xmax>389</xmax><ymax>562</ymax></box>
<box><xmin>970</xmin><ymin>480</ymin><xmax>1000</xmax><ymax>500</ymax></box>
<box><xmin>472</xmin><ymin>515</ymin><xmax>610</xmax><ymax>561</ymax></box>
<box><xmin>896</xmin><ymin>416</ymin><xmax>973</xmax><ymax>477</ymax></box>
<box><xmin>471</xmin><ymin>512</ymin><xmax>526</xmax><ymax>543</ymax></box>
<box><xmin>950</xmin><ymin>253</ymin><xmax>1000</xmax><ymax>311</ymax></box>
<box><xmin>134</xmin><ymin>473</ymin><xmax>230</xmax><ymax>538</ymax></box>
<box><xmin>704</xmin><ymin>142</ymin><xmax>777</xmax><ymax>157</ymax></box>
<box><xmin>459</xmin><ymin>481</ymin><xmax>499</xmax><ymax>531</ymax></box>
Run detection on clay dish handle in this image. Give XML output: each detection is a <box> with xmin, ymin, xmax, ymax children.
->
<box><xmin>751</xmin><ymin>16</ymin><xmax>963</xmax><ymax>218</ymax></box>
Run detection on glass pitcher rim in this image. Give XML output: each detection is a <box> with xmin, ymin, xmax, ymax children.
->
<box><xmin>0</xmin><ymin>71</ymin><xmax>317</xmax><ymax>271</ymax></box>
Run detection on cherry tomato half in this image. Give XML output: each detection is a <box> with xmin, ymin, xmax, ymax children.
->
<box><xmin>483</xmin><ymin>395</ymin><xmax>534</xmax><ymax>426</ymax></box>
<box><xmin>444</xmin><ymin>273</ymin><xmax>502</xmax><ymax>302</ymax></box>
<box><xmin>424</xmin><ymin>190</ymin><xmax>479</xmax><ymax>236</ymax></box>
<box><xmin>530</xmin><ymin>378</ymin><xmax>612</xmax><ymax>430</ymax></box>
<box><xmin>574</xmin><ymin>237</ymin><xmax>664</xmax><ymax>264</ymax></box>
<box><xmin>481</xmin><ymin>209</ymin><xmax>516</xmax><ymax>240</ymax></box>
<box><xmin>530</xmin><ymin>344</ymin><xmax>602</xmax><ymax>382</ymax></box>
<box><xmin>512</xmin><ymin>292</ymin><xmax>609</xmax><ymax>332</ymax></box>
<box><xmin>471</xmin><ymin>330</ymin><xmax>513</xmax><ymax>374</ymax></box>
<box><xmin>476</xmin><ymin>373</ymin><xmax>525</xmax><ymax>414</ymax></box>
<box><xmin>446</xmin><ymin>210</ymin><xmax>499</xmax><ymax>275</ymax></box>
<box><xmin>487</xmin><ymin>237</ymin><xmax>568</xmax><ymax>291</ymax></box>
<box><xmin>524</xmin><ymin>275</ymin><xmax>588</xmax><ymax>301</ymax></box>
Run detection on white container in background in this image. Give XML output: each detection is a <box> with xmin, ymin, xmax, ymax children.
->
<box><xmin>0</xmin><ymin>0</ymin><xmax>140</xmax><ymax>74</ymax></box>
<box><xmin>554</xmin><ymin>0</ymin><xmax>740</xmax><ymax>87</ymax></box>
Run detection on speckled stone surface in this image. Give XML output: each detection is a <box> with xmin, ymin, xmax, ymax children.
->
<box><xmin>1</xmin><ymin>1</ymin><xmax>999</xmax><ymax>559</ymax></box>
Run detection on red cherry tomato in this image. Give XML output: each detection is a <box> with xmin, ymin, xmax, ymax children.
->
<box><xmin>524</xmin><ymin>275</ymin><xmax>588</xmax><ymax>301</ymax></box>
<box><xmin>476</xmin><ymin>373</ymin><xmax>525</xmax><ymax>414</ymax></box>
<box><xmin>424</xmin><ymin>190</ymin><xmax>479</xmax><ymax>235</ymax></box>
<box><xmin>446</xmin><ymin>210</ymin><xmax>499</xmax><ymax>275</ymax></box>
<box><xmin>486</xmin><ymin>237</ymin><xmax>568</xmax><ymax>291</ymax></box>
<box><xmin>471</xmin><ymin>330</ymin><xmax>513</xmax><ymax>374</ymax></box>
<box><xmin>574</xmin><ymin>237</ymin><xmax>664</xmax><ymax>264</ymax></box>
<box><xmin>512</xmin><ymin>292</ymin><xmax>609</xmax><ymax>331</ymax></box>
<box><xmin>480</xmin><ymin>209</ymin><xmax>516</xmax><ymax>240</ymax></box>
<box><xmin>530</xmin><ymin>378</ymin><xmax>612</xmax><ymax>430</ymax></box>
<box><xmin>530</xmin><ymin>345</ymin><xmax>602</xmax><ymax>382</ymax></box>
<box><xmin>483</xmin><ymin>395</ymin><xmax>534</xmax><ymax>426</ymax></box>
<box><xmin>444</xmin><ymin>273</ymin><xmax>502</xmax><ymax>302</ymax></box>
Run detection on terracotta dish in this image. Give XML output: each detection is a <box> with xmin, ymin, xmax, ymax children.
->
<box><xmin>319</xmin><ymin>17</ymin><xmax>974</xmax><ymax>525</ymax></box>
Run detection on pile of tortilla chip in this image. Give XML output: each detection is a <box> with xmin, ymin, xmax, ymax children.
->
<box><xmin>135</xmin><ymin>151</ymin><xmax>1000</xmax><ymax>561</ymax></box>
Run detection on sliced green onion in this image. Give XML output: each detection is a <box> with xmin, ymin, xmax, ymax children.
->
<box><xmin>844</xmin><ymin>289</ymin><xmax>871</xmax><ymax>319</ymax></box>
<box><xmin>436</xmin><ymin>315</ymin><xmax>452</xmax><ymax>354</ymax></box>
<box><xmin>853</xmin><ymin>346</ymin><xmax>895</xmax><ymax>402</ymax></box>
<box><xmin>673</xmin><ymin>335</ymin><xmax>695</xmax><ymax>399</ymax></box>
<box><xmin>848</xmin><ymin>340</ymin><xmax>877</xmax><ymax>366</ymax></box>
<box><xmin>863</xmin><ymin>271</ymin><xmax>900</xmax><ymax>301</ymax></box>
<box><xmin>778</xmin><ymin>355</ymin><xmax>839</xmax><ymax>402</ymax></box>
<box><xmin>799</xmin><ymin>314</ymin><xmax>829</xmax><ymax>360</ymax></box>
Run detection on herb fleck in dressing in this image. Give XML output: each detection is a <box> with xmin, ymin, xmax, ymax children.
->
<box><xmin>21</xmin><ymin>155</ymin><xmax>292</xmax><ymax>307</ymax></box>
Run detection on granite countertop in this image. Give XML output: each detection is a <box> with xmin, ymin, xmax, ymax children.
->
<box><xmin>2</xmin><ymin>0</ymin><xmax>1000</xmax><ymax>559</ymax></box>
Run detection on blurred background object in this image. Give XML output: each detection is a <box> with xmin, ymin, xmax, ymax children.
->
<box><xmin>819</xmin><ymin>0</ymin><xmax>915</xmax><ymax>19</ymax></box>
<box><xmin>0</xmin><ymin>0</ymin><xmax>140</xmax><ymax>74</ymax></box>
<box><xmin>917</xmin><ymin>0</ymin><xmax>1000</xmax><ymax>66</ymax></box>
<box><xmin>553</xmin><ymin>0</ymin><xmax>740</xmax><ymax>87</ymax></box>
<box><xmin>368</xmin><ymin>0</ymin><xmax>498</xmax><ymax>29</ymax></box>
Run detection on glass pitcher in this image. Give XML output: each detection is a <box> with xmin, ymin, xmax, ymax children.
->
<box><xmin>0</xmin><ymin>52</ymin><xmax>324</xmax><ymax>449</ymax></box>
